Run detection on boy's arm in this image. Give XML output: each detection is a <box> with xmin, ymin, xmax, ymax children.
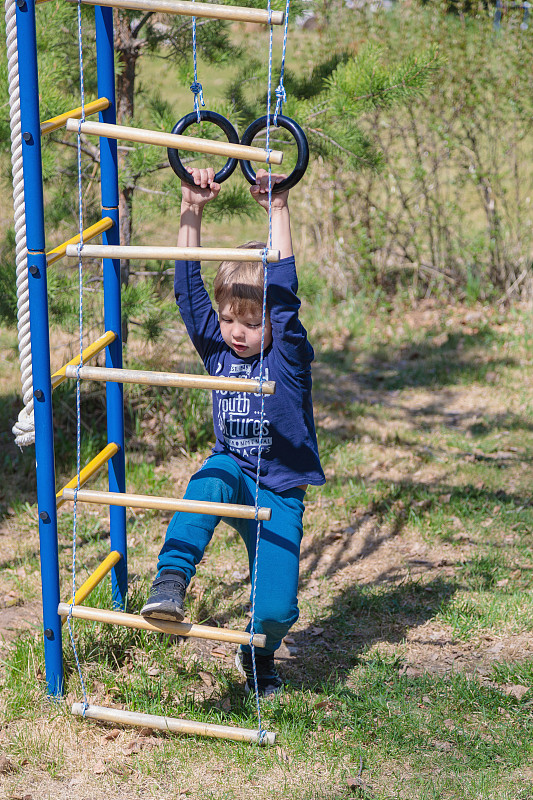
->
<box><xmin>178</xmin><ymin>167</ymin><xmax>220</xmax><ymax>247</ymax></box>
<box><xmin>175</xmin><ymin>168</ymin><xmax>224</xmax><ymax>370</ymax></box>
<box><xmin>266</xmin><ymin>258</ymin><xmax>314</xmax><ymax>371</ymax></box>
<box><xmin>250</xmin><ymin>170</ymin><xmax>313</xmax><ymax>370</ymax></box>
<box><xmin>250</xmin><ymin>169</ymin><xmax>293</xmax><ymax>258</ymax></box>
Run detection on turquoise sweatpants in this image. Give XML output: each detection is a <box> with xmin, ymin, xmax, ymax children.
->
<box><xmin>157</xmin><ymin>454</ymin><xmax>305</xmax><ymax>655</ymax></box>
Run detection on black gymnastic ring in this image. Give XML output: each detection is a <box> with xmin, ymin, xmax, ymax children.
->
<box><xmin>167</xmin><ymin>110</ymin><xmax>240</xmax><ymax>185</ymax></box>
<box><xmin>239</xmin><ymin>114</ymin><xmax>309</xmax><ymax>193</ymax></box>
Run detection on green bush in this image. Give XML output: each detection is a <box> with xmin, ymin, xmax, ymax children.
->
<box><xmin>294</xmin><ymin>1</ymin><xmax>533</xmax><ymax>301</ymax></box>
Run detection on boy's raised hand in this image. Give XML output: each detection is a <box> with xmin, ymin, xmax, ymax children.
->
<box><xmin>250</xmin><ymin>169</ymin><xmax>289</xmax><ymax>210</ymax></box>
<box><xmin>181</xmin><ymin>167</ymin><xmax>221</xmax><ymax>209</ymax></box>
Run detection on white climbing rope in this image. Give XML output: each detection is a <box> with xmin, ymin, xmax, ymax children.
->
<box><xmin>5</xmin><ymin>0</ymin><xmax>35</xmax><ymax>448</ymax></box>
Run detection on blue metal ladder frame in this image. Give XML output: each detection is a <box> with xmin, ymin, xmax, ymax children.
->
<box><xmin>16</xmin><ymin>0</ymin><xmax>127</xmax><ymax>696</ymax></box>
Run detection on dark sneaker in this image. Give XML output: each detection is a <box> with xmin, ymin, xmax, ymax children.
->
<box><xmin>140</xmin><ymin>569</ymin><xmax>187</xmax><ymax>622</ymax></box>
<box><xmin>235</xmin><ymin>648</ymin><xmax>283</xmax><ymax>697</ymax></box>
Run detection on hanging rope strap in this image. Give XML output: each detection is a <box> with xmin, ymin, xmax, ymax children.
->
<box><xmin>247</xmin><ymin>0</ymin><xmax>275</xmax><ymax>747</ymax></box>
<box><xmin>66</xmin><ymin>0</ymin><xmax>90</xmax><ymax>714</ymax></box>
<box><xmin>274</xmin><ymin>0</ymin><xmax>290</xmax><ymax>125</ymax></box>
<box><xmin>190</xmin><ymin>1</ymin><xmax>205</xmax><ymax>122</ymax></box>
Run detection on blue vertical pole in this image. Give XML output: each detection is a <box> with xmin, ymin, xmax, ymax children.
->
<box><xmin>16</xmin><ymin>0</ymin><xmax>63</xmax><ymax>694</ymax></box>
<box><xmin>95</xmin><ymin>5</ymin><xmax>128</xmax><ymax>609</ymax></box>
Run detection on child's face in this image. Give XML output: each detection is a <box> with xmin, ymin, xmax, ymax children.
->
<box><xmin>218</xmin><ymin>302</ymin><xmax>272</xmax><ymax>358</ymax></box>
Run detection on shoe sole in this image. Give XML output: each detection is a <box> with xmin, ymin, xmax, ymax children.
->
<box><xmin>140</xmin><ymin>601</ymin><xmax>185</xmax><ymax>623</ymax></box>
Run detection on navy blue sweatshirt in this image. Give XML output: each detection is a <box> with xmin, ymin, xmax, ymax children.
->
<box><xmin>174</xmin><ymin>256</ymin><xmax>325</xmax><ymax>493</ymax></box>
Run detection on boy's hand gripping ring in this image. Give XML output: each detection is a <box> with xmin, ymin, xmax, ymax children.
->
<box><xmin>239</xmin><ymin>115</ymin><xmax>309</xmax><ymax>193</ymax></box>
<box><xmin>167</xmin><ymin>110</ymin><xmax>240</xmax><ymax>185</ymax></box>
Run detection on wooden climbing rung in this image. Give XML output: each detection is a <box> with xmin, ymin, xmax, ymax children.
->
<box><xmin>47</xmin><ymin>217</ymin><xmax>114</xmax><ymax>266</ymax></box>
<box><xmin>71</xmin><ymin>704</ymin><xmax>276</xmax><ymax>745</ymax></box>
<box><xmin>64</xmin><ymin>119</ymin><xmax>284</xmax><ymax>165</ymax></box>
<box><xmin>65</xmin><ymin>244</ymin><xmax>280</xmax><ymax>263</ymax></box>
<box><xmin>61</xmin><ymin>488</ymin><xmax>273</xmax><ymax>521</ymax></box>
<box><xmin>57</xmin><ymin>603</ymin><xmax>267</xmax><ymax>648</ymax></box>
<box><xmin>63</xmin><ymin>365</ymin><xmax>276</xmax><ymax>395</ymax></box>
<box><xmin>66</xmin><ymin>0</ymin><xmax>284</xmax><ymax>25</ymax></box>
<box><xmin>52</xmin><ymin>331</ymin><xmax>117</xmax><ymax>390</ymax></box>
<box><xmin>41</xmin><ymin>97</ymin><xmax>110</xmax><ymax>135</ymax></box>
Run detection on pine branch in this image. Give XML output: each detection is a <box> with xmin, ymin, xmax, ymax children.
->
<box><xmin>132</xmin><ymin>11</ymin><xmax>154</xmax><ymax>38</ymax></box>
<box><xmin>135</xmin><ymin>186</ymin><xmax>172</xmax><ymax>197</ymax></box>
<box><xmin>351</xmin><ymin>50</ymin><xmax>442</xmax><ymax>107</ymax></box>
<box><xmin>307</xmin><ymin>127</ymin><xmax>378</xmax><ymax>169</ymax></box>
<box><xmin>50</xmin><ymin>136</ymin><xmax>100</xmax><ymax>162</ymax></box>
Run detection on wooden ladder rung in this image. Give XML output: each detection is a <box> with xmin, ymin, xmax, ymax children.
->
<box><xmin>64</xmin><ymin>119</ymin><xmax>284</xmax><ymax>166</ymax></box>
<box><xmin>63</xmin><ymin>365</ymin><xmax>276</xmax><ymax>395</ymax></box>
<box><xmin>72</xmin><ymin>704</ymin><xmax>276</xmax><ymax>745</ymax></box>
<box><xmin>66</xmin><ymin>0</ymin><xmax>284</xmax><ymax>25</ymax></box>
<box><xmin>58</xmin><ymin>603</ymin><xmax>267</xmax><ymax>647</ymax></box>
<box><xmin>60</xmin><ymin>488</ymin><xmax>272</xmax><ymax>521</ymax></box>
<box><xmin>65</xmin><ymin>244</ymin><xmax>280</xmax><ymax>263</ymax></box>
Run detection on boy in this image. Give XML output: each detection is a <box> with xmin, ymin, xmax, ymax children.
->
<box><xmin>141</xmin><ymin>166</ymin><xmax>325</xmax><ymax>696</ymax></box>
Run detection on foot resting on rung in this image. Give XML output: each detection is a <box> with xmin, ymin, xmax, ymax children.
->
<box><xmin>57</xmin><ymin>603</ymin><xmax>267</xmax><ymax>647</ymax></box>
<box><xmin>140</xmin><ymin>569</ymin><xmax>186</xmax><ymax>622</ymax></box>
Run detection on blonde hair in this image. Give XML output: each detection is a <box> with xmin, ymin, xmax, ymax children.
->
<box><xmin>214</xmin><ymin>241</ymin><xmax>266</xmax><ymax>317</ymax></box>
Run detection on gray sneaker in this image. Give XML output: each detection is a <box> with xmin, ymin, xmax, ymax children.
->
<box><xmin>140</xmin><ymin>569</ymin><xmax>187</xmax><ymax>622</ymax></box>
<box><xmin>235</xmin><ymin>647</ymin><xmax>283</xmax><ymax>697</ymax></box>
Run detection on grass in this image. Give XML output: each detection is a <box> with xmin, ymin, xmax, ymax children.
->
<box><xmin>2</xmin><ymin>79</ymin><xmax>533</xmax><ymax>782</ymax></box>
<box><xmin>3</xmin><ymin>4</ymin><xmax>533</xmax><ymax>795</ymax></box>
<box><xmin>1</xmin><ymin>293</ymin><xmax>533</xmax><ymax>798</ymax></box>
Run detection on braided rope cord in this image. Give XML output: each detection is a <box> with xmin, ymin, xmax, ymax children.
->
<box><xmin>190</xmin><ymin>2</ymin><xmax>205</xmax><ymax>121</ymax></box>
<box><xmin>248</xmin><ymin>1</ymin><xmax>275</xmax><ymax>746</ymax></box>
<box><xmin>274</xmin><ymin>0</ymin><xmax>291</xmax><ymax>125</ymax></box>
<box><xmin>66</xmin><ymin>0</ymin><xmax>89</xmax><ymax>713</ymax></box>
<box><xmin>4</xmin><ymin>0</ymin><xmax>34</xmax><ymax>448</ymax></box>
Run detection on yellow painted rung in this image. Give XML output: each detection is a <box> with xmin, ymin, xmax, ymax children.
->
<box><xmin>41</xmin><ymin>97</ymin><xmax>110</xmax><ymax>135</ymax></box>
<box><xmin>61</xmin><ymin>487</ymin><xmax>272</xmax><ymax>521</ymax></box>
<box><xmin>56</xmin><ymin>442</ymin><xmax>120</xmax><ymax>509</ymax></box>
<box><xmin>47</xmin><ymin>217</ymin><xmax>114</xmax><ymax>266</ymax></box>
<box><xmin>51</xmin><ymin>330</ymin><xmax>117</xmax><ymax>391</ymax></box>
<box><xmin>71</xmin><ymin>704</ymin><xmax>276</xmax><ymax>745</ymax></box>
<box><xmin>58</xmin><ymin>603</ymin><xmax>268</xmax><ymax>648</ymax></box>
<box><xmin>60</xmin><ymin>551</ymin><xmax>122</xmax><ymax>624</ymax></box>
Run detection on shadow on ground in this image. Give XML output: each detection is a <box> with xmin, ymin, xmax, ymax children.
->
<box><xmin>316</xmin><ymin>325</ymin><xmax>511</xmax><ymax>393</ymax></box>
